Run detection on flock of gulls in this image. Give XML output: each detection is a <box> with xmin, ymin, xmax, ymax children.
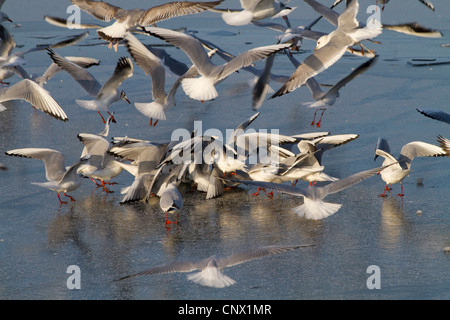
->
<box><xmin>1</xmin><ymin>0</ymin><xmax>449</xmax><ymax>288</ymax></box>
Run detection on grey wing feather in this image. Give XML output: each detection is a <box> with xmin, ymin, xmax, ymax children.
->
<box><xmin>319</xmin><ymin>165</ymin><xmax>387</xmax><ymax>196</ymax></box>
<box><xmin>71</xmin><ymin>0</ymin><xmax>122</xmax><ymax>22</ymax></box>
<box><xmin>416</xmin><ymin>108</ymin><xmax>450</xmax><ymax>124</ymax></box>
<box><xmin>47</xmin><ymin>48</ymin><xmax>102</xmax><ymax>96</ymax></box>
<box><xmin>217</xmin><ymin>245</ymin><xmax>307</xmax><ymax>269</ymax></box>
<box><xmin>115</xmin><ymin>259</ymin><xmax>207</xmax><ymax>281</ymax></box>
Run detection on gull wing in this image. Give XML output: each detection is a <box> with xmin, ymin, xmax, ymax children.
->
<box><xmin>217</xmin><ymin>244</ymin><xmax>309</xmax><ymax>269</ymax></box>
<box><xmin>5</xmin><ymin>148</ymin><xmax>66</xmax><ymax>182</ymax></box>
<box><xmin>98</xmin><ymin>56</ymin><xmax>133</xmax><ymax>97</ymax></box>
<box><xmin>70</xmin><ymin>0</ymin><xmax>122</xmax><ymax>22</ymax></box>
<box><xmin>416</xmin><ymin>108</ymin><xmax>450</xmax><ymax>124</ymax></box>
<box><xmin>139</xmin><ymin>0</ymin><xmax>224</xmax><ymax>26</ymax></box>
<box><xmin>0</xmin><ymin>79</ymin><xmax>68</xmax><ymax>121</ymax></box>
<box><xmin>47</xmin><ymin>48</ymin><xmax>102</xmax><ymax>96</ymax></box>
<box><xmin>398</xmin><ymin>141</ymin><xmax>446</xmax><ymax>169</ymax></box>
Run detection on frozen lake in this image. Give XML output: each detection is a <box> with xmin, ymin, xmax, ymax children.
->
<box><xmin>0</xmin><ymin>0</ymin><xmax>449</xmax><ymax>300</ymax></box>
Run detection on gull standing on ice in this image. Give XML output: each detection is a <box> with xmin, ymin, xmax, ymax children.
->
<box><xmin>5</xmin><ymin>148</ymin><xmax>88</xmax><ymax>205</ymax></box>
<box><xmin>374</xmin><ymin>137</ymin><xmax>446</xmax><ymax>197</ymax></box>
<box><xmin>159</xmin><ymin>182</ymin><xmax>183</xmax><ymax>225</ymax></box>
<box><xmin>140</xmin><ymin>26</ymin><xmax>291</xmax><ymax>102</ymax></box>
<box><xmin>47</xmin><ymin>48</ymin><xmax>133</xmax><ymax>123</ymax></box>
<box><xmin>70</xmin><ymin>0</ymin><xmax>224</xmax><ymax>51</ymax></box>
<box><xmin>115</xmin><ymin>244</ymin><xmax>308</xmax><ymax>288</ymax></box>
<box><xmin>271</xmin><ymin>0</ymin><xmax>382</xmax><ymax>98</ymax></box>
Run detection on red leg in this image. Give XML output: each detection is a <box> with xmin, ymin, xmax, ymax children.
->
<box><xmin>57</xmin><ymin>193</ymin><xmax>67</xmax><ymax>205</ymax></box>
<box><xmin>397</xmin><ymin>183</ymin><xmax>404</xmax><ymax>197</ymax></box>
<box><xmin>64</xmin><ymin>192</ymin><xmax>76</xmax><ymax>202</ymax></box>
<box><xmin>91</xmin><ymin>178</ymin><xmax>102</xmax><ymax>187</ymax></box>
<box><xmin>316</xmin><ymin>110</ymin><xmax>325</xmax><ymax>128</ymax></box>
<box><xmin>165</xmin><ymin>211</ymin><xmax>171</xmax><ymax>225</ymax></box>
<box><xmin>311</xmin><ymin>110</ymin><xmax>317</xmax><ymax>126</ymax></box>
<box><xmin>101</xmin><ymin>181</ymin><xmax>114</xmax><ymax>193</ymax></box>
<box><xmin>98</xmin><ymin>111</ymin><xmax>106</xmax><ymax>124</ymax></box>
<box><xmin>252</xmin><ymin>187</ymin><xmax>262</xmax><ymax>196</ymax></box>
<box><xmin>378</xmin><ymin>184</ymin><xmax>390</xmax><ymax>197</ymax></box>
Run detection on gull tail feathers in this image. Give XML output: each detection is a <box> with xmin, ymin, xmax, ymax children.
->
<box><xmin>187</xmin><ymin>267</ymin><xmax>236</xmax><ymax>288</ymax></box>
<box><xmin>292</xmin><ymin>198</ymin><xmax>342</xmax><ymax>220</ymax></box>
<box><xmin>134</xmin><ymin>102</ymin><xmax>167</xmax><ymax>121</ymax></box>
<box><xmin>182</xmin><ymin>77</ymin><xmax>218</xmax><ymax>101</ymax></box>
<box><xmin>120</xmin><ymin>178</ymin><xmax>148</xmax><ymax>204</ymax></box>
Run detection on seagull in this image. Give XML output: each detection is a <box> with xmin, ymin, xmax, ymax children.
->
<box><xmin>47</xmin><ymin>48</ymin><xmax>133</xmax><ymax>123</ymax></box>
<box><xmin>271</xmin><ymin>0</ymin><xmax>382</xmax><ymax>98</ymax></box>
<box><xmin>231</xmin><ymin>165</ymin><xmax>389</xmax><ymax>220</ymax></box>
<box><xmin>209</xmin><ymin>0</ymin><xmax>296</xmax><ymax>26</ymax></box>
<box><xmin>115</xmin><ymin>244</ymin><xmax>309</xmax><ymax>288</ymax></box>
<box><xmin>5</xmin><ymin>148</ymin><xmax>89</xmax><ymax>205</ymax></box>
<box><xmin>374</xmin><ymin>137</ymin><xmax>446</xmax><ymax>197</ymax></box>
<box><xmin>0</xmin><ymin>79</ymin><xmax>68</xmax><ymax>121</ymax></box>
<box><xmin>70</xmin><ymin>0</ymin><xmax>224</xmax><ymax>51</ymax></box>
<box><xmin>140</xmin><ymin>26</ymin><xmax>291</xmax><ymax>102</ymax></box>
<box><xmin>285</xmin><ymin>53</ymin><xmax>378</xmax><ymax>127</ymax></box>
<box><xmin>416</xmin><ymin>108</ymin><xmax>450</xmax><ymax>124</ymax></box>
<box><xmin>159</xmin><ymin>182</ymin><xmax>183</xmax><ymax>225</ymax></box>
<box><xmin>124</xmin><ymin>32</ymin><xmax>216</xmax><ymax>126</ymax></box>
<box><xmin>76</xmin><ymin>115</ymin><xmax>122</xmax><ymax>193</ymax></box>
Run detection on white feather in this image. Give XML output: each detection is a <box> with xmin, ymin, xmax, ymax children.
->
<box><xmin>187</xmin><ymin>266</ymin><xmax>236</xmax><ymax>288</ymax></box>
<box><xmin>221</xmin><ymin>10</ymin><xmax>254</xmax><ymax>26</ymax></box>
<box><xmin>134</xmin><ymin>101</ymin><xmax>167</xmax><ymax>120</ymax></box>
<box><xmin>292</xmin><ymin>198</ymin><xmax>342</xmax><ymax>220</ymax></box>
<box><xmin>181</xmin><ymin>77</ymin><xmax>218</xmax><ymax>101</ymax></box>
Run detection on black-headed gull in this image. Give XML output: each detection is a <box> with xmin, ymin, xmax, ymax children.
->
<box><xmin>374</xmin><ymin>137</ymin><xmax>446</xmax><ymax>197</ymax></box>
<box><xmin>286</xmin><ymin>53</ymin><xmax>378</xmax><ymax>127</ymax></box>
<box><xmin>271</xmin><ymin>0</ymin><xmax>382</xmax><ymax>98</ymax></box>
<box><xmin>210</xmin><ymin>0</ymin><xmax>296</xmax><ymax>26</ymax></box>
<box><xmin>70</xmin><ymin>0</ymin><xmax>224</xmax><ymax>51</ymax></box>
<box><xmin>115</xmin><ymin>244</ymin><xmax>309</xmax><ymax>288</ymax></box>
<box><xmin>159</xmin><ymin>182</ymin><xmax>183</xmax><ymax>225</ymax></box>
<box><xmin>47</xmin><ymin>48</ymin><xmax>133</xmax><ymax>123</ymax></box>
<box><xmin>5</xmin><ymin>148</ymin><xmax>89</xmax><ymax>205</ymax></box>
<box><xmin>140</xmin><ymin>26</ymin><xmax>291</xmax><ymax>102</ymax></box>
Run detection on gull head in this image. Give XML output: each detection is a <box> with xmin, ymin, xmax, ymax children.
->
<box><xmin>315</xmin><ymin>34</ymin><xmax>331</xmax><ymax>51</ymax></box>
<box><xmin>120</xmin><ymin>91</ymin><xmax>130</xmax><ymax>104</ymax></box>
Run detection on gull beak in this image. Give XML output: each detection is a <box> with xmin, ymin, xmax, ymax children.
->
<box><xmin>122</xmin><ymin>95</ymin><xmax>130</xmax><ymax>104</ymax></box>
